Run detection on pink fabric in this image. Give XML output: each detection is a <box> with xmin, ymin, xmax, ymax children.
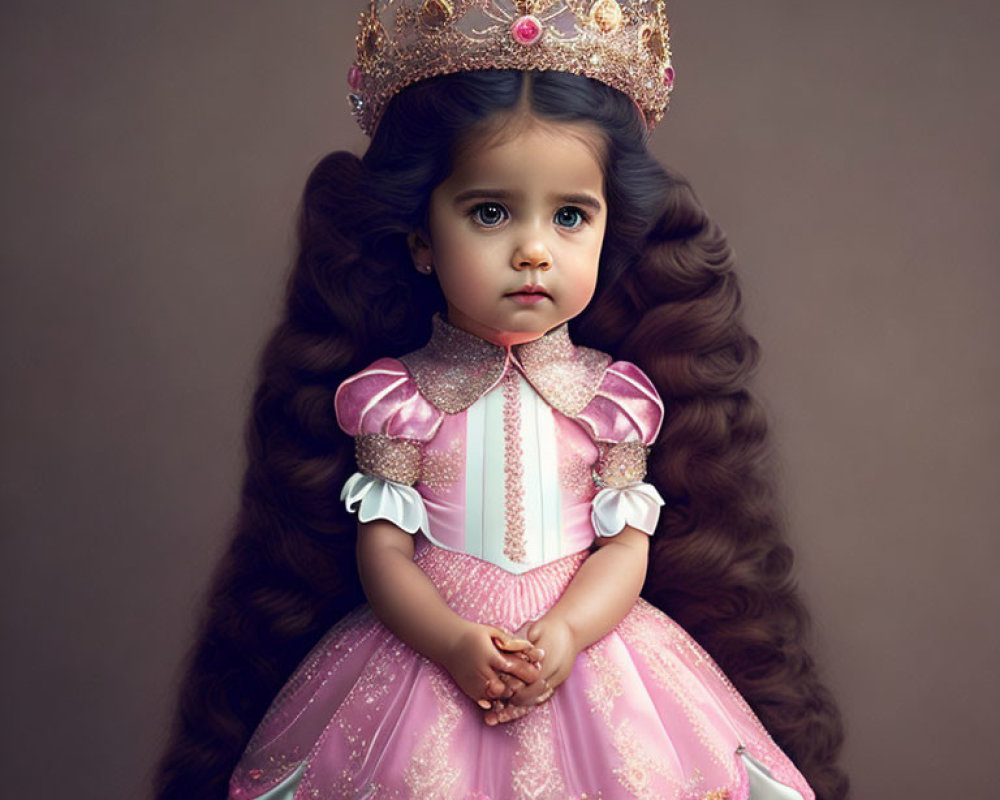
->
<box><xmin>335</xmin><ymin>358</ymin><xmax>444</xmax><ymax>441</ymax></box>
<box><xmin>406</xmin><ymin>412</ymin><xmax>468</xmax><ymax>553</ymax></box>
<box><xmin>415</xmin><ymin>415</ymin><xmax>596</xmax><ymax>557</ymax></box>
<box><xmin>335</xmin><ymin>356</ymin><xmax>663</xmax><ymax>449</ymax></box>
<box><xmin>577</xmin><ymin>361</ymin><xmax>664</xmax><ymax>444</ymax></box>
<box><xmin>333</xmin><ymin>358</ymin><xmax>656</xmax><ymax>564</ymax></box>
<box><xmin>250</xmin><ymin>351</ymin><xmax>818</xmax><ymax>798</ymax></box>
<box><xmin>230</xmin><ymin>542</ymin><xmax>814</xmax><ymax>800</ymax></box>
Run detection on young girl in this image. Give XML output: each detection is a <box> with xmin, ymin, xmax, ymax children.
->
<box><xmin>156</xmin><ymin>3</ymin><xmax>846</xmax><ymax>799</ymax></box>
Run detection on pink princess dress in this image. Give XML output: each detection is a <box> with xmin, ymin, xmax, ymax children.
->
<box><xmin>229</xmin><ymin>316</ymin><xmax>814</xmax><ymax>800</ymax></box>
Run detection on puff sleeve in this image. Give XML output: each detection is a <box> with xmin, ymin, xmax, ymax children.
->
<box><xmin>334</xmin><ymin>358</ymin><xmax>444</xmax><ymax>534</ymax></box>
<box><xmin>576</xmin><ymin>361</ymin><xmax>666</xmax><ymax>538</ymax></box>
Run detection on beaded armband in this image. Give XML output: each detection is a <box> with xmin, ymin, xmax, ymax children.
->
<box><xmin>355</xmin><ymin>433</ymin><xmax>422</xmax><ymax>486</ymax></box>
<box><xmin>593</xmin><ymin>441</ymin><xmax>649</xmax><ymax>489</ymax></box>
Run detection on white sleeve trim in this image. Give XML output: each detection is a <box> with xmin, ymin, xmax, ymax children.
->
<box><xmin>591</xmin><ymin>481</ymin><xmax>664</xmax><ymax>537</ymax></box>
<box><xmin>340</xmin><ymin>472</ymin><xmax>429</xmax><ymax>534</ymax></box>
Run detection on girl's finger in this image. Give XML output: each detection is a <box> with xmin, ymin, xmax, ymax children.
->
<box><xmin>483</xmin><ymin>674</ymin><xmax>507</xmax><ymax>699</ymax></box>
<box><xmin>487</xmin><ymin>626</ymin><xmax>512</xmax><ymax>644</ymax></box>
<box><xmin>486</xmin><ymin>702</ymin><xmax>534</xmax><ymax>726</ymax></box>
<box><xmin>491</xmin><ymin>629</ymin><xmax>534</xmax><ymax>653</ymax></box>
<box><xmin>509</xmin><ymin>677</ymin><xmax>553</xmax><ymax>707</ymax></box>
<box><xmin>502</xmin><ymin>656</ymin><xmax>543</xmax><ymax>685</ymax></box>
<box><xmin>489</xmin><ymin>651</ymin><xmax>516</xmax><ymax>672</ymax></box>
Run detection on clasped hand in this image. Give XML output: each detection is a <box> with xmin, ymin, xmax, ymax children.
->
<box><xmin>440</xmin><ymin>617</ymin><xmax>577</xmax><ymax>726</ymax></box>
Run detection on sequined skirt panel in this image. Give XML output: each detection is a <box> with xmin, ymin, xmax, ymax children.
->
<box><xmin>229</xmin><ymin>543</ymin><xmax>813</xmax><ymax>800</ymax></box>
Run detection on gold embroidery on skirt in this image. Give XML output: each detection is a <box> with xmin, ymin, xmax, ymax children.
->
<box><xmin>402</xmin><ymin>670</ymin><xmax>462</xmax><ymax>799</ymax></box>
<box><xmin>329</xmin><ymin>638</ymin><xmax>408</xmax><ymax>798</ymax></box>
<box><xmin>611</xmin><ymin>718</ymin><xmax>673</xmax><ymax>800</ymax></box>
<box><xmin>584</xmin><ymin>642</ymin><xmax>624</xmax><ymax>722</ymax></box>
<box><xmin>618</xmin><ymin>603</ymin><xmax>734</xmax><ymax>776</ymax></box>
<box><xmin>511</xmin><ymin>702</ymin><xmax>567</xmax><ymax>799</ymax></box>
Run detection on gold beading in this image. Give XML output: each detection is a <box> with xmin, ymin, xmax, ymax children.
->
<box><xmin>347</xmin><ymin>0</ymin><xmax>675</xmax><ymax>135</ymax></box>
<box><xmin>355</xmin><ymin>433</ymin><xmax>423</xmax><ymax>485</ymax></box>
<box><xmin>595</xmin><ymin>440</ymin><xmax>649</xmax><ymax>488</ymax></box>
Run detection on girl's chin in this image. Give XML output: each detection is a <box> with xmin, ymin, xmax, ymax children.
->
<box><xmin>445</xmin><ymin>308</ymin><xmax>574</xmax><ymax>348</ymax></box>
<box><xmin>462</xmin><ymin>324</ymin><xmax>551</xmax><ymax>348</ymax></box>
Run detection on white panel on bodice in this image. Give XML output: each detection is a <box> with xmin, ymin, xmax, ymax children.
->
<box><xmin>463</xmin><ymin>371</ymin><xmax>564</xmax><ymax>574</ymax></box>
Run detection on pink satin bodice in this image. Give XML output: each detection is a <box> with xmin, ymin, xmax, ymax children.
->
<box><xmin>334</xmin><ymin>323</ymin><xmax>663</xmax><ymax>573</ymax></box>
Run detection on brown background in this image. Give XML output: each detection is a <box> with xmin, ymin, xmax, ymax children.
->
<box><xmin>1</xmin><ymin>1</ymin><xmax>997</xmax><ymax>798</ymax></box>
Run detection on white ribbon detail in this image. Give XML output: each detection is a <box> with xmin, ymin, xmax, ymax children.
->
<box><xmin>340</xmin><ymin>472</ymin><xmax>429</xmax><ymax>534</ymax></box>
<box><xmin>591</xmin><ymin>481</ymin><xmax>665</xmax><ymax>537</ymax></box>
<box><xmin>741</xmin><ymin>750</ymin><xmax>807</xmax><ymax>800</ymax></box>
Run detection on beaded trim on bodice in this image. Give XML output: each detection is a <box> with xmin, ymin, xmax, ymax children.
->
<box><xmin>399</xmin><ymin>315</ymin><xmax>611</xmax><ymax>417</ymax></box>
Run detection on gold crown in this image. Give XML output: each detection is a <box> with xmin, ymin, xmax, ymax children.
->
<box><xmin>347</xmin><ymin>0</ymin><xmax>675</xmax><ymax>135</ymax></box>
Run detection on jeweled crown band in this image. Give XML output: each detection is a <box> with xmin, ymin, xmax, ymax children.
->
<box><xmin>347</xmin><ymin>0</ymin><xmax>675</xmax><ymax>136</ymax></box>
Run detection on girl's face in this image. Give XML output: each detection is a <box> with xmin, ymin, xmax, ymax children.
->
<box><xmin>416</xmin><ymin>116</ymin><xmax>607</xmax><ymax>348</ymax></box>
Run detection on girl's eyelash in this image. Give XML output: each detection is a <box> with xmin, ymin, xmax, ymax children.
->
<box><xmin>555</xmin><ymin>205</ymin><xmax>591</xmax><ymax>228</ymax></box>
<box><xmin>467</xmin><ymin>203</ymin><xmax>591</xmax><ymax>227</ymax></box>
<box><xmin>468</xmin><ymin>202</ymin><xmax>509</xmax><ymax>226</ymax></box>
<box><xmin>552</xmin><ymin>206</ymin><xmax>590</xmax><ymax>232</ymax></box>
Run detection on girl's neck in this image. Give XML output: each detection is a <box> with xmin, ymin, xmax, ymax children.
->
<box><xmin>442</xmin><ymin>314</ymin><xmax>555</xmax><ymax>350</ymax></box>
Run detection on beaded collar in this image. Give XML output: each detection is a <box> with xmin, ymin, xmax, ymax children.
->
<box><xmin>400</xmin><ymin>315</ymin><xmax>611</xmax><ymax>417</ymax></box>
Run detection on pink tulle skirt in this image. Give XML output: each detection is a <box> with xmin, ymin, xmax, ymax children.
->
<box><xmin>229</xmin><ymin>541</ymin><xmax>813</xmax><ymax>800</ymax></box>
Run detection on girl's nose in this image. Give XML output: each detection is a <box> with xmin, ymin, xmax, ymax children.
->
<box><xmin>512</xmin><ymin>239</ymin><xmax>552</xmax><ymax>271</ymax></box>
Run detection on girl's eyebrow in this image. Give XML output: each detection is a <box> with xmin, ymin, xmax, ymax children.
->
<box><xmin>452</xmin><ymin>189</ymin><xmax>516</xmax><ymax>205</ymax></box>
<box><xmin>452</xmin><ymin>188</ymin><xmax>603</xmax><ymax>211</ymax></box>
<box><xmin>558</xmin><ymin>193</ymin><xmax>604</xmax><ymax>212</ymax></box>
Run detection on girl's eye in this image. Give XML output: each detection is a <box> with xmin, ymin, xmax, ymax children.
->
<box><xmin>554</xmin><ymin>206</ymin><xmax>587</xmax><ymax>229</ymax></box>
<box><xmin>471</xmin><ymin>203</ymin><xmax>509</xmax><ymax>227</ymax></box>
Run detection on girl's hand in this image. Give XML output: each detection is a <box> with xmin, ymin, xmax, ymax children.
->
<box><xmin>492</xmin><ymin>630</ymin><xmax>545</xmax><ymax>698</ymax></box>
<box><xmin>519</xmin><ymin>616</ymin><xmax>578</xmax><ymax>692</ymax></box>
<box><xmin>482</xmin><ymin>617</ymin><xmax>577</xmax><ymax>726</ymax></box>
<box><xmin>440</xmin><ymin>622</ymin><xmax>543</xmax><ymax>706</ymax></box>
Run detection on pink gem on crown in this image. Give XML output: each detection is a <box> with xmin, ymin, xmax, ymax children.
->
<box><xmin>347</xmin><ymin>0</ymin><xmax>676</xmax><ymax>135</ymax></box>
<box><xmin>511</xmin><ymin>15</ymin><xmax>542</xmax><ymax>46</ymax></box>
<box><xmin>348</xmin><ymin>65</ymin><xmax>364</xmax><ymax>91</ymax></box>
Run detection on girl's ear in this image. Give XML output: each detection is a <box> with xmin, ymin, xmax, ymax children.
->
<box><xmin>407</xmin><ymin>231</ymin><xmax>434</xmax><ymax>275</ymax></box>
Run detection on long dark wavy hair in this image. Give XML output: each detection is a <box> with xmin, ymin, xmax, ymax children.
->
<box><xmin>155</xmin><ymin>70</ymin><xmax>847</xmax><ymax>800</ymax></box>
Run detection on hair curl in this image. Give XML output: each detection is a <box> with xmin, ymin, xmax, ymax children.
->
<box><xmin>155</xmin><ymin>70</ymin><xmax>847</xmax><ymax>800</ymax></box>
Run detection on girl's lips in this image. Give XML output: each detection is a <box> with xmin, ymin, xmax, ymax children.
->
<box><xmin>507</xmin><ymin>292</ymin><xmax>549</xmax><ymax>305</ymax></box>
<box><xmin>505</xmin><ymin>286</ymin><xmax>551</xmax><ymax>305</ymax></box>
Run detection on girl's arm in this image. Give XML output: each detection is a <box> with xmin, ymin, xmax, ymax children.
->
<box><xmin>357</xmin><ymin>519</ymin><xmax>542</xmax><ymax>704</ymax></box>
<box><xmin>484</xmin><ymin>525</ymin><xmax>648</xmax><ymax>724</ymax></box>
